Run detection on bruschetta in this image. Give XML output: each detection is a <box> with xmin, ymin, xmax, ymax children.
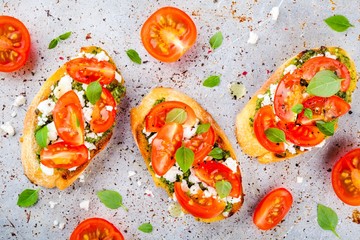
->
<box><xmin>21</xmin><ymin>46</ymin><xmax>126</xmax><ymax>190</ymax></box>
<box><xmin>131</xmin><ymin>87</ymin><xmax>243</xmax><ymax>222</ymax></box>
<box><xmin>236</xmin><ymin>46</ymin><xmax>357</xmax><ymax>164</ymax></box>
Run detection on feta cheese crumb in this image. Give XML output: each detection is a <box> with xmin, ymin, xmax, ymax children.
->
<box><xmin>270</xmin><ymin>7</ymin><xmax>280</xmax><ymax>21</ymax></box>
<box><xmin>284</xmin><ymin>143</ymin><xmax>297</xmax><ymax>155</ymax></box>
<box><xmin>79</xmin><ymin>174</ymin><xmax>85</xmax><ymax>183</ymax></box>
<box><xmin>144</xmin><ymin>189</ymin><xmax>154</xmax><ymax>197</ymax></box>
<box><xmin>40</xmin><ymin>163</ymin><xmax>54</xmax><ymax>176</ymax></box>
<box><xmin>53</xmin><ymin>220</ymin><xmax>59</xmax><ymax>226</ymax></box>
<box><xmin>325</xmin><ymin>52</ymin><xmax>337</xmax><ymax>59</ymax></box>
<box><xmin>49</xmin><ymin>201</ymin><xmax>58</xmax><ymax>209</ymax></box>
<box><xmin>74</xmin><ymin>90</ymin><xmax>86</xmax><ymax>107</ymax></box>
<box><xmin>283</xmin><ymin>64</ymin><xmax>297</xmax><ymax>75</ymax></box>
<box><xmin>189</xmin><ymin>184</ymin><xmax>201</xmax><ymax>195</ymax></box>
<box><xmin>37</xmin><ymin>99</ymin><xmax>55</xmax><ymax>116</ymax></box>
<box><xmin>163</xmin><ymin>165</ymin><xmax>182</xmax><ymax>182</ymax></box>
<box><xmin>68</xmin><ymin>166</ymin><xmax>77</xmax><ymax>171</ymax></box>
<box><xmin>115</xmin><ymin>72</ymin><xmax>122</xmax><ymax>82</ymax></box>
<box><xmin>47</xmin><ymin>122</ymin><xmax>58</xmax><ymax>142</ymax></box>
<box><xmin>79</xmin><ymin>200</ymin><xmax>90</xmax><ymax>211</ymax></box>
<box><xmin>105</xmin><ymin>105</ymin><xmax>113</xmax><ymax>111</ymax></box>
<box><xmin>223</xmin><ymin>158</ymin><xmax>238</xmax><ymax>173</ymax></box>
<box><xmin>11</xmin><ymin>111</ymin><xmax>17</xmax><ymax>117</ymax></box>
<box><xmin>297</xmin><ymin>176</ymin><xmax>304</xmax><ymax>183</ymax></box>
<box><xmin>137</xmin><ymin>180</ymin><xmax>142</xmax><ymax>186</ymax></box>
<box><xmin>247</xmin><ymin>31</ymin><xmax>259</xmax><ymax>45</ymax></box>
<box><xmin>223</xmin><ymin>211</ymin><xmax>230</xmax><ymax>217</ymax></box>
<box><xmin>13</xmin><ymin>95</ymin><xmax>26</xmax><ymax>107</ymax></box>
<box><xmin>188</xmin><ymin>169</ymin><xmax>201</xmax><ymax>184</ymax></box>
<box><xmin>94</xmin><ymin>51</ymin><xmax>110</xmax><ymax>61</ymax></box>
<box><xmin>203</xmin><ymin>186</ymin><xmax>217</xmax><ymax>198</ymax></box>
<box><xmin>84</xmin><ymin>141</ymin><xmax>96</xmax><ymax>150</ymax></box>
<box><xmin>53</xmin><ymin>75</ymin><xmax>73</xmax><ymax>99</ymax></box>
<box><xmin>148</xmin><ymin>133</ymin><xmax>157</xmax><ymax>144</ymax></box>
<box><xmin>226</xmin><ymin>196</ymin><xmax>242</xmax><ymax>203</ymax></box>
<box><xmin>58</xmin><ymin>222</ymin><xmax>65</xmax><ymax>230</ymax></box>
<box><xmin>183</xmin><ymin>119</ymin><xmax>199</xmax><ymax>140</ymax></box>
<box><xmin>181</xmin><ymin>179</ymin><xmax>190</xmax><ymax>192</ymax></box>
<box><xmin>83</xmin><ymin>105</ymin><xmax>94</xmax><ymax>123</ymax></box>
<box><xmin>128</xmin><ymin>171</ymin><xmax>136</xmax><ymax>177</ymax></box>
<box><xmin>0</xmin><ymin>122</ymin><xmax>15</xmax><ymax>136</ymax></box>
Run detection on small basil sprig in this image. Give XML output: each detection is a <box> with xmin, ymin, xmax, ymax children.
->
<box><xmin>86</xmin><ymin>81</ymin><xmax>102</xmax><ymax>104</ymax></box>
<box><xmin>316</xmin><ymin>120</ymin><xmax>336</xmax><ymax>136</ymax></box>
<box><xmin>306</xmin><ymin>70</ymin><xmax>343</xmax><ymax>97</ymax></box>
<box><xmin>304</xmin><ymin>108</ymin><xmax>313</xmax><ymax>119</ymax></box>
<box><xmin>291</xmin><ymin>103</ymin><xmax>303</xmax><ymax>114</ymax></box>
<box><xmin>35</xmin><ymin>126</ymin><xmax>48</xmax><ymax>148</ymax></box>
<box><xmin>215</xmin><ymin>180</ymin><xmax>232</xmax><ymax>198</ymax></box>
<box><xmin>209</xmin><ymin>31</ymin><xmax>223</xmax><ymax>50</ymax></box>
<box><xmin>175</xmin><ymin>146</ymin><xmax>194</xmax><ymax>173</ymax></box>
<box><xmin>17</xmin><ymin>189</ymin><xmax>40</xmax><ymax>207</ymax></box>
<box><xmin>126</xmin><ymin>49</ymin><xmax>142</xmax><ymax>64</ymax></box>
<box><xmin>196</xmin><ymin>123</ymin><xmax>210</xmax><ymax>135</ymax></box>
<box><xmin>265</xmin><ymin>128</ymin><xmax>286</xmax><ymax>143</ymax></box>
<box><xmin>138</xmin><ymin>223</ymin><xmax>153</xmax><ymax>233</ymax></box>
<box><xmin>324</xmin><ymin>15</ymin><xmax>354</xmax><ymax>32</ymax></box>
<box><xmin>203</xmin><ymin>75</ymin><xmax>221</xmax><ymax>88</ymax></box>
<box><xmin>165</xmin><ymin>108</ymin><xmax>187</xmax><ymax>124</ymax></box>
<box><xmin>48</xmin><ymin>31</ymin><xmax>72</xmax><ymax>49</ymax></box>
<box><xmin>317</xmin><ymin>203</ymin><xmax>341</xmax><ymax>238</ymax></box>
<box><xmin>97</xmin><ymin>190</ymin><xmax>128</xmax><ymax>211</ymax></box>
<box><xmin>208</xmin><ymin>147</ymin><xmax>225</xmax><ymax>160</ymax></box>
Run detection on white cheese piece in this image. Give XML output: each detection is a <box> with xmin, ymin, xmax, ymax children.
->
<box><xmin>58</xmin><ymin>222</ymin><xmax>65</xmax><ymax>230</ymax></box>
<box><xmin>223</xmin><ymin>158</ymin><xmax>238</xmax><ymax>173</ymax></box>
<box><xmin>226</xmin><ymin>196</ymin><xmax>242</xmax><ymax>203</ymax></box>
<box><xmin>270</xmin><ymin>7</ymin><xmax>280</xmax><ymax>21</ymax></box>
<box><xmin>79</xmin><ymin>174</ymin><xmax>85</xmax><ymax>183</ymax></box>
<box><xmin>0</xmin><ymin>122</ymin><xmax>15</xmax><ymax>136</ymax></box>
<box><xmin>137</xmin><ymin>180</ymin><xmax>142</xmax><ymax>187</ymax></box>
<box><xmin>297</xmin><ymin>176</ymin><xmax>304</xmax><ymax>183</ymax></box>
<box><xmin>49</xmin><ymin>201</ymin><xmax>58</xmax><ymax>209</ymax></box>
<box><xmin>13</xmin><ymin>95</ymin><xmax>26</xmax><ymax>107</ymax></box>
<box><xmin>37</xmin><ymin>99</ymin><xmax>55</xmax><ymax>116</ymax></box>
<box><xmin>148</xmin><ymin>133</ymin><xmax>157</xmax><ymax>144</ymax></box>
<box><xmin>46</xmin><ymin>122</ymin><xmax>58</xmax><ymax>141</ymax></box>
<box><xmin>223</xmin><ymin>212</ymin><xmax>230</xmax><ymax>217</ymax></box>
<box><xmin>83</xmin><ymin>52</ymin><xmax>96</xmax><ymax>59</ymax></box>
<box><xmin>189</xmin><ymin>184</ymin><xmax>201</xmax><ymax>195</ymax></box>
<box><xmin>53</xmin><ymin>220</ymin><xmax>59</xmax><ymax>226</ymax></box>
<box><xmin>95</xmin><ymin>51</ymin><xmax>110</xmax><ymax>61</ymax></box>
<box><xmin>181</xmin><ymin>179</ymin><xmax>189</xmax><ymax>192</ymax></box>
<box><xmin>163</xmin><ymin>165</ymin><xmax>182</xmax><ymax>182</ymax></box>
<box><xmin>128</xmin><ymin>171</ymin><xmax>136</xmax><ymax>177</ymax></box>
<box><xmin>142</xmin><ymin>128</ymin><xmax>152</xmax><ymax>137</ymax></box>
<box><xmin>79</xmin><ymin>200</ymin><xmax>90</xmax><ymax>211</ymax></box>
<box><xmin>105</xmin><ymin>105</ymin><xmax>113</xmax><ymax>111</ymax></box>
<box><xmin>83</xmin><ymin>105</ymin><xmax>94</xmax><ymax>123</ymax></box>
<box><xmin>269</xmin><ymin>83</ymin><xmax>277</xmax><ymax>98</ymax></box>
<box><xmin>115</xmin><ymin>72</ymin><xmax>122</xmax><ymax>82</ymax></box>
<box><xmin>203</xmin><ymin>186</ymin><xmax>218</xmax><ymax>198</ymax></box>
<box><xmin>283</xmin><ymin>64</ymin><xmax>297</xmax><ymax>75</ymax></box>
<box><xmin>84</xmin><ymin>141</ymin><xmax>96</xmax><ymax>150</ymax></box>
<box><xmin>325</xmin><ymin>51</ymin><xmax>337</xmax><ymax>59</ymax></box>
<box><xmin>40</xmin><ymin>163</ymin><xmax>54</xmax><ymax>176</ymax></box>
<box><xmin>144</xmin><ymin>189</ymin><xmax>154</xmax><ymax>197</ymax></box>
<box><xmin>247</xmin><ymin>31</ymin><xmax>259</xmax><ymax>45</ymax></box>
<box><xmin>86</xmin><ymin>132</ymin><xmax>97</xmax><ymax>139</ymax></box>
<box><xmin>183</xmin><ymin>119</ymin><xmax>199</xmax><ymax>140</ymax></box>
<box><xmin>285</xmin><ymin>143</ymin><xmax>297</xmax><ymax>155</ymax></box>
<box><xmin>261</xmin><ymin>94</ymin><xmax>272</xmax><ymax>106</ymax></box>
<box><xmin>68</xmin><ymin>166</ymin><xmax>77</xmax><ymax>171</ymax></box>
<box><xmin>74</xmin><ymin>90</ymin><xmax>86</xmax><ymax>107</ymax></box>
<box><xmin>53</xmin><ymin>75</ymin><xmax>73</xmax><ymax>99</ymax></box>
<box><xmin>188</xmin><ymin>169</ymin><xmax>201</xmax><ymax>184</ymax></box>
<box><xmin>37</xmin><ymin>115</ymin><xmax>47</xmax><ymax>126</ymax></box>
<box><xmin>11</xmin><ymin>111</ymin><xmax>17</xmax><ymax>117</ymax></box>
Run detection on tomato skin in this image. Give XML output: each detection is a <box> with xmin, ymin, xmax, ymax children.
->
<box><xmin>90</xmin><ymin>88</ymin><xmax>116</xmax><ymax>133</ymax></box>
<box><xmin>40</xmin><ymin>142</ymin><xmax>88</xmax><ymax>169</ymax></box>
<box><xmin>70</xmin><ymin>218</ymin><xmax>124</xmax><ymax>240</ymax></box>
<box><xmin>254</xmin><ymin>106</ymin><xmax>285</xmax><ymax>153</ymax></box>
<box><xmin>194</xmin><ymin>160</ymin><xmax>242</xmax><ymax>198</ymax></box>
<box><xmin>0</xmin><ymin>16</ymin><xmax>31</xmax><ymax>72</ymax></box>
<box><xmin>253</xmin><ymin>188</ymin><xmax>293</xmax><ymax>230</ymax></box>
<box><xmin>174</xmin><ymin>182</ymin><xmax>226</xmax><ymax>219</ymax></box>
<box><xmin>66</xmin><ymin>58</ymin><xmax>115</xmax><ymax>85</ymax></box>
<box><xmin>151</xmin><ymin>123</ymin><xmax>183</xmax><ymax>176</ymax></box>
<box><xmin>332</xmin><ymin>148</ymin><xmax>360</xmax><ymax>206</ymax></box>
<box><xmin>145</xmin><ymin>101</ymin><xmax>196</xmax><ymax>132</ymax></box>
<box><xmin>141</xmin><ymin>7</ymin><xmax>197</xmax><ymax>62</ymax></box>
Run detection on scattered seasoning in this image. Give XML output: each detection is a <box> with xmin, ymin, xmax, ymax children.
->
<box><xmin>229</xmin><ymin>82</ymin><xmax>246</xmax><ymax>100</ymax></box>
<box><xmin>352</xmin><ymin>209</ymin><xmax>360</xmax><ymax>224</ymax></box>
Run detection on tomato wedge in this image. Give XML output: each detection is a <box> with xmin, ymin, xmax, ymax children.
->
<box><xmin>253</xmin><ymin>188</ymin><xmax>293</xmax><ymax>230</ymax></box>
<box><xmin>0</xmin><ymin>16</ymin><xmax>31</xmax><ymax>72</ymax></box>
<box><xmin>145</xmin><ymin>101</ymin><xmax>196</xmax><ymax>132</ymax></box>
<box><xmin>254</xmin><ymin>105</ymin><xmax>285</xmax><ymax>153</ymax></box>
<box><xmin>301</xmin><ymin>56</ymin><xmax>351</xmax><ymax>92</ymax></box>
<box><xmin>40</xmin><ymin>142</ymin><xmax>88</xmax><ymax>169</ymax></box>
<box><xmin>66</xmin><ymin>57</ymin><xmax>115</xmax><ymax>85</ymax></box>
<box><xmin>194</xmin><ymin>160</ymin><xmax>242</xmax><ymax>198</ymax></box>
<box><xmin>151</xmin><ymin>123</ymin><xmax>183</xmax><ymax>176</ymax></box>
<box><xmin>53</xmin><ymin>90</ymin><xmax>84</xmax><ymax>145</ymax></box>
<box><xmin>141</xmin><ymin>7</ymin><xmax>197</xmax><ymax>62</ymax></box>
<box><xmin>174</xmin><ymin>182</ymin><xmax>226</xmax><ymax>219</ymax></box>
<box><xmin>70</xmin><ymin>218</ymin><xmax>124</xmax><ymax>240</ymax></box>
<box><xmin>332</xmin><ymin>148</ymin><xmax>360</xmax><ymax>206</ymax></box>
<box><xmin>90</xmin><ymin>88</ymin><xmax>116</xmax><ymax>133</ymax></box>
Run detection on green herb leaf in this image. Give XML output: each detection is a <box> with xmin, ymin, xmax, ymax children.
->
<box><xmin>48</xmin><ymin>38</ymin><xmax>59</xmax><ymax>49</ymax></box>
<box><xmin>138</xmin><ymin>223</ymin><xmax>153</xmax><ymax>233</ymax></box>
<box><xmin>304</xmin><ymin>108</ymin><xmax>313</xmax><ymax>119</ymax></box>
<box><xmin>35</xmin><ymin>126</ymin><xmax>48</xmax><ymax>148</ymax></box>
<box><xmin>86</xmin><ymin>81</ymin><xmax>102</xmax><ymax>105</ymax></box>
<box><xmin>17</xmin><ymin>189</ymin><xmax>40</xmax><ymax>207</ymax></box>
<box><xmin>208</xmin><ymin>147</ymin><xmax>225</xmax><ymax>160</ymax></box>
<box><xmin>317</xmin><ymin>203</ymin><xmax>341</xmax><ymax>238</ymax></box>
<box><xmin>291</xmin><ymin>103</ymin><xmax>303</xmax><ymax>114</ymax></box>
<box><xmin>126</xmin><ymin>49</ymin><xmax>142</xmax><ymax>64</ymax></box>
<box><xmin>58</xmin><ymin>31</ymin><xmax>72</xmax><ymax>40</ymax></box>
<box><xmin>203</xmin><ymin>75</ymin><xmax>221</xmax><ymax>88</ymax></box>
<box><xmin>97</xmin><ymin>190</ymin><xmax>128</xmax><ymax>211</ymax></box>
<box><xmin>165</xmin><ymin>108</ymin><xmax>187</xmax><ymax>124</ymax></box>
<box><xmin>209</xmin><ymin>31</ymin><xmax>223</xmax><ymax>50</ymax></box>
<box><xmin>306</xmin><ymin>70</ymin><xmax>343</xmax><ymax>97</ymax></box>
<box><xmin>215</xmin><ymin>180</ymin><xmax>232</xmax><ymax>199</ymax></box>
<box><xmin>175</xmin><ymin>146</ymin><xmax>194</xmax><ymax>173</ymax></box>
<box><xmin>324</xmin><ymin>15</ymin><xmax>354</xmax><ymax>32</ymax></box>
<box><xmin>265</xmin><ymin>128</ymin><xmax>286</xmax><ymax>143</ymax></box>
<box><xmin>196</xmin><ymin>123</ymin><xmax>211</xmax><ymax>135</ymax></box>
<box><xmin>316</xmin><ymin>120</ymin><xmax>335</xmax><ymax>136</ymax></box>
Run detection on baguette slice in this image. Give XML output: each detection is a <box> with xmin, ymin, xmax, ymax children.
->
<box><xmin>131</xmin><ymin>87</ymin><xmax>244</xmax><ymax>222</ymax></box>
<box><xmin>236</xmin><ymin>46</ymin><xmax>357</xmax><ymax>164</ymax></box>
<box><xmin>21</xmin><ymin>46</ymin><xmax>125</xmax><ymax>190</ymax></box>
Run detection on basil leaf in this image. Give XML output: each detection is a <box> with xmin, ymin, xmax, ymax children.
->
<box><xmin>196</xmin><ymin>123</ymin><xmax>210</xmax><ymax>135</ymax></box>
<box><xmin>165</xmin><ymin>108</ymin><xmax>187</xmax><ymax>124</ymax></box>
<box><xmin>175</xmin><ymin>146</ymin><xmax>194</xmax><ymax>173</ymax></box>
<box><xmin>17</xmin><ymin>189</ymin><xmax>40</xmax><ymax>207</ymax></box>
<box><xmin>208</xmin><ymin>147</ymin><xmax>225</xmax><ymax>160</ymax></box>
<box><xmin>304</xmin><ymin>108</ymin><xmax>313</xmax><ymax>119</ymax></box>
<box><xmin>291</xmin><ymin>103</ymin><xmax>303</xmax><ymax>114</ymax></box>
<box><xmin>97</xmin><ymin>190</ymin><xmax>128</xmax><ymax>211</ymax></box>
<box><xmin>316</xmin><ymin>120</ymin><xmax>335</xmax><ymax>136</ymax></box>
<box><xmin>203</xmin><ymin>75</ymin><xmax>221</xmax><ymax>88</ymax></box>
<box><xmin>49</xmin><ymin>31</ymin><xmax>72</xmax><ymax>49</ymax></box>
<box><xmin>306</xmin><ymin>70</ymin><xmax>342</xmax><ymax>97</ymax></box>
<box><xmin>138</xmin><ymin>223</ymin><xmax>153</xmax><ymax>233</ymax></box>
<box><xmin>317</xmin><ymin>203</ymin><xmax>341</xmax><ymax>238</ymax></box>
<box><xmin>35</xmin><ymin>126</ymin><xmax>48</xmax><ymax>148</ymax></box>
<box><xmin>126</xmin><ymin>49</ymin><xmax>142</xmax><ymax>64</ymax></box>
<box><xmin>58</xmin><ymin>31</ymin><xmax>72</xmax><ymax>40</ymax></box>
<box><xmin>86</xmin><ymin>81</ymin><xmax>102</xmax><ymax>105</ymax></box>
<box><xmin>209</xmin><ymin>31</ymin><xmax>223</xmax><ymax>50</ymax></box>
<box><xmin>215</xmin><ymin>180</ymin><xmax>232</xmax><ymax>199</ymax></box>
<box><xmin>265</xmin><ymin>128</ymin><xmax>286</xmax><ymax>143</ymax></box>
<box><xmin>324</xmin><ymin>15</ymin><xmax>354</xmax><ymax>32</ymax></box>
<box><xmin>48</xmin><ymin>38</ymin><xmax>59</xmax><ymax>49</ymax></box>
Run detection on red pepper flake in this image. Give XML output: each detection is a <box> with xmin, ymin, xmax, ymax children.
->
<box><xmin>208</xmin><ymin>49</ymin><xmax>212</xmax><ymax>54</ymax></box>
<box><xmin>284</xmin><ymin>28</ymin><xmax>288</xmax><ymax>30</ymax></box>
<box><xmin>242</xmin><ymin>71</ymin><xmax>248</xmax><ymax>76</ymax></box>
<box><xmin>86</xmin><ymin>33</ymin><xmax>92</xmax><ymax>40</ymax></box>
<box><xmin>266</xmin><ymin>70</ymin><xmax>271</xmax><ymax>74</ymax></box>
<box><xmin>59</xmin><ymin>56</ymin><xmax>64</xmax><ymax>60</ymax></box>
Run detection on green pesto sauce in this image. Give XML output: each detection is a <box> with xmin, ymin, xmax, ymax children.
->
<box><xmin>106</xmin><ymin>80</ymin><xmax>126</xmax><ymax>104</ymax></box>
<box><xmin>154</xmin><ymin>97</ymin><xmax>166</xmax><ymax>106</ymax></box>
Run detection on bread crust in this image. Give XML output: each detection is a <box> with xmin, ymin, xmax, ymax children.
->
<box><xmin>130</xmin><ymin>87</ymin><xmax>244</xmax><ymax>222</ymax></box>
<box><xmin>20</xmin><ymin>46</ymin><xmax>124</xmax><ymax>190</ymax></box>
<box><xmin>236</xmin><ymin>47</ymin><xmax>358</xmax><ymax>164</ymax></box>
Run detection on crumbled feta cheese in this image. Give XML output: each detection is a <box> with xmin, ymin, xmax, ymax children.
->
<box><xmin>37</xmin><ymin>115</ymin><xmax>47</xmax><ymax>126</ymax></box>
<box><xmin>247</xmin><ymin>31</ymin><xmax>259</xmax><ymax>45</ymax></box>
<box><xmin>37</xmin><ymin>99</ymin><xmax>55</xmax><ymax>116</ymax></box>
<box><xmin>94</xmin><ymin>51</ymin><xmax>110</xmax><ymax>61</ymax></box>
<box><xmin>49</xmin><ymin>201</ymin><xmax>58</xmax><ymax>208</ymax></box>
<box><xmin>163</xmin><ymin>165</ymin><xmax>182</xmax><ymax>182</ymax></box>
<box><xmin>54</xmin><ymin>75</ymin><xmax>73</xmax><ymax>99</ymax></box>
<box><xmin>315</xmin><ymin>140</ymin><xmax>326</xmax><ymax>148</ymax></box>
<box><xmin>181</xmin><ymin>180</ymin><xmax>189</xmax><ymax>192</ymax></box>
<box><xmin>270</xmin><ymin>7</ymin><xmax>280</xmax><ymax>21</ymax></box>
<box><xmin>84</xmin><ymin>141</ymin><xmax>96</xmax><ymax>150</ymax></box>
<box><xmin>269</xmin><ymin>83</ymin><xmax>277</xmax><ymax>97</ymax></box>
<box><xmin>297</xmin><ymin>176</ymin><xmax>304</xmax><ymax>183</ymax></box>
<box><xmin>74</xmin><ymin>90</ymin><xmax>86</xmax><ymax>107</ymax></box>
<box><xmin>285</xmin><ymin>143</ymin><xmax>297</xmax><ymax>155</ymax></box>
<box><xmin>183</xmin><ymin>119</ymin><xmax>199</xmax><ymax>140</ymax></box>
<box><xmin>0</xmin><ymin>122</ymin><xmax>15</xmax><ymax>136</ymax></box>
<box><xmin>144</xmin><ymin>189</ymin><xmax>154</xmax><ymax>197</ymax></box>
<box><xmin>68</xmin><ymin>166</ymin><xmax>77</xmax><ymax>171</ymax></box>
<box><xmin>142</xmin><ymin>128</ymin><xmax>152</xmax><ymax>137</ymax></box>
<box><xmin>79</xmin><ymin>174</ymin><xmax>85</xmax><ymax>183</ymax></box>
<box><xmin>226</xmin><ymin>196</ymin><xmax>242</xmax><ymax>203</ymax></box>
<box><xmin>189</xmin><ymin>184</ymin><xmax>201</xmax><ymax>195</ymax></box>
<box><xmin>148</xmin><ymin>133</ymin><xmax>157</xmax><ymax>144</ymax></box>
<box><xmin>188</xmin><ymin>169</ymin><xmax>201</xmax><ymax>184</ymax></box>
<box><xmin>283</xmin><ymin>64</ymin><xmax>297</xmax><ymax>75</ymax></box>
<box><xmin>79</xmin><ymin>200</ymin><xmax>90</xmax><ymax>211</ymax></box>
<box><xmin>86</xmin><ymin>132</ymin><xmax>97</xmax><ymax>139</ymax></box>
<box><xmin>83</xmin><ymin>105</ymin><xmax>94</xmax><ymax>123</ymax></box>
<box><xmin>58</xmin><ymin>222</ymin><xmax>65</xmax><ymax>230</ymax></box>
<box><xmin>223</xmin><ymin>211</ymin><xmax>230</xmax><ymax>217</ymax></box>
<box><xmin>325</xmin><ymin>52</ymin><xmax>337</xmax><ymax>60</ymax></box>
<box><xmin>11</xmin><ymin>111</ymin><xmax>17</xmax><ymax>117</ymax></box>
<box><xmin>115</xmin><ymin>72</ymin><xmax>122</xmax><ymax>82</ymax></box>
<box><xmin>47</xmin><ymin>122</ymin><xmax>58</xmax><ymax>141</ymax></box>
<box><xmin>105</xmin><ymin>105</ymin><xmax>113</xmax><ymax>111</ymax></box>
<box><xmin>223</xmin><ymin>158</ymin><xmax>238</xmax><ymax>173</ymax></box>
<box><xmin>13</xmin><ymin>95</ymin><xmax>26</xmax><ymax>107</ymax></box>
<box><xmin>128</xmin><ymin>171</ymin><xmax>136</xmax><ymax>177</ymax></box>
<box><xmin>40</xmin><ymin>163</ymin><xmax>54</xmax><ymax>176</ymax></box>
<box><xmin>203</xmin><ymin>186</ymin><xmax>217</xmax><ymax>198</ymax></box>
<box><xmin>137</xmin><ymin>180</ymin><xmax>142</xmax><ymax>186</ymax></box>
<box><xmin>53</xmin><ymin>220</ymin><xmax>59</xmax><ymax>226</ymax></box>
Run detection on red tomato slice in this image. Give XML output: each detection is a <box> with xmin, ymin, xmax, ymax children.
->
<box><xmin>53</xmin><ymin>90</ymin><xmax>85</xmax><ymax>145</ymax></box>
<box><xmin>254</xmin><ymin>105</ymin><xmax>285</xmax><ymax>153</ymax></box>
<box><xmin>66</xmin><ymin>57</ymin><xmax>115</xmax><ymax>85</ymax></box>
<box><xmin>174</xmin><ymin>182</ymin><xmax>226</xmax><ymax>219</ymax></box>
<box><xmin>141</xmin><ymin>7</ymin><xmax>197</xmax><ymax>62</ymax></box>
<box><xmin>0</xmin><ymin>16</ymin><xmax>31</xmax><ymax>72</ymax></box>
<box><xmin>185</xmin><ymin>125</ymin><xmax>216</xmax><ymax>165</ymax></box>
<box><xmin>301</xmin><ymin>56</ymin><xmax>351</xmax><ymax>92</ymax></box>
<box><xmin>90</xmin><ymin>88</ymin><xmax>116</xmax><ymax>133</ymax></box>
<box><xmin>40</xmin><ymin>142</ymin><xmax>88</xmax><ymax>169</ymax></box>
<box><xmin>332</xmin><ymin>148</ymin><xmax>360</xmax><ymax>206</ymax></box>
<box><xmin>70</xmin><ymin>218</ymin><xmax>124</xmax><ymax>240</ymax></box>
<box><xmin>151</xmin><ymin>123</ymin><xmax>183</xmax><ymax>176</ymax></box>
<box><xmin>297</xmin><ymin>96</ymin><xmax>350</xmax><ymax>125</ymax></box>
<box><xmin>194</xmin><ymin>160</ymin><xmax>242</xmax><ymax>198</ymax></box>
<box><xmin>145</xmin><ymin>101</ymin><xmax>196</xmax><ymax>132</ymax></box>
<box><xmin>253</xmin><ymin>188</ymin><xmax>293</xmax><ymax>230</ymax></box>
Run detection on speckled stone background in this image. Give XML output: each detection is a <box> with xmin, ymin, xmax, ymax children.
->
<box><xmin>1</xmin><ymin>0</ymin><xmax>360</xmax><ymax>239</ymax></box>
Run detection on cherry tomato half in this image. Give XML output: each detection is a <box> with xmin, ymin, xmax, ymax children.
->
<box><xmin>332</xmin><ymin>148</ymin><xmax>360</xmax><ymax>206</ymax></box>
<box><xmin>90</xmin><ymin>88</ymin><xmax>116</xmax><ymax>133</ymax></box>
<box><xmin>253</xmin><ymin>188</ymin><xmax>293</xmax><ymax>230</ymax></box>
<box><xmin>141</xmin><ymin>7</ymin><xmax>197</xmax><ymax>62</ymax></box>
<box><xmin>66</xmin><ymin>57</ymin><xmax>115</xmax><ymax>85</ymax></box>
<box><xmin>174</xmin><ymin>182</ymin><xmax>226</xmax><ymax>219</ymax></box>
<box><xmin>151</xmin><ymin>123</ymin><xmax>183</xmax><ymax>176</ymax></box>
<box><xmin>0</xmin><ymin>16</ymin><xmax>31</xmax><ymax>72</ymax></box>
<box><xmin>40</xmin><ymin>142</ymin><xmax>88</xmax><ymax>169</ymax></box>
<box><xmin>70</xmin><ymin>218</ymin><xmax>124</xmax><ymax>240</ymax></box>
